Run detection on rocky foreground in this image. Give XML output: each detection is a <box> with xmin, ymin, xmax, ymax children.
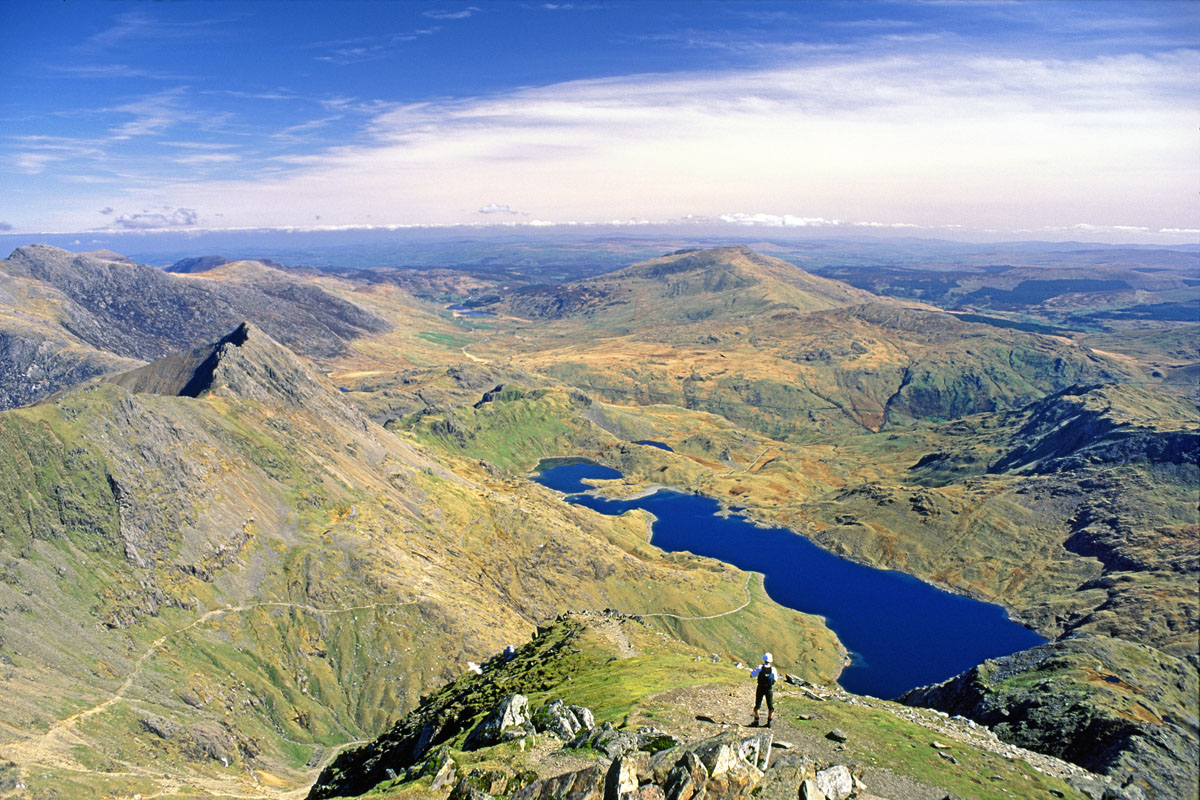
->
<box><xmin>308</xmin><ymin>612</ymin><xmax>1143</xmax><ymax>800</ymax></box>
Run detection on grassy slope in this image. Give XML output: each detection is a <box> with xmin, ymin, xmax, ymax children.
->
<box><xmin>0</xmin><ymin>331</ymin><xmax>841</xmax><ymax>799</ymax></box>
<box><xmin>314</xmin><ymin>614</ymin><xmax>1082</xmax><ymax>800</ymax></box>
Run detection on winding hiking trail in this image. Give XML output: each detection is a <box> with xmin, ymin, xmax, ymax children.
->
<box><xmin>0</xmin><ymin>576</ymin><xmax>764</xmax><ymax>798</ymax></box>
<box><xmin>460</xmin><ymin>330</ymin><xmax>493</xmax><ymax>363</ymax></box>
<box><xmin>641</xmin><ymin>573</ymin><xmax>755</xmax><ymax>621</ymax></box>
<box><xmin>0</xmin><ymin>598</ymin><xmax>419</xmax><ymax>798</ymax></box>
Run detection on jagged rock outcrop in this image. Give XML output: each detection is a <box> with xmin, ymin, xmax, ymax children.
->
<box><xmin>987</xmin><ymin>384</ymin><xmax>1199</xmax><ymax>475</ymax></box>
<box><xmin>104</xmin><ymin>321</ymin><xmax>374</xmax><ymax>435</ymax></box>
<box><xmin>463</xmin><ymin>694</ymin><xmax>535</xmax><ymax>749</ymax></box>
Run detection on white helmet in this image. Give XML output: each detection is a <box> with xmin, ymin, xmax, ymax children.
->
<box><xmin>763</xmin><ymin>652</ymin><xmax>773</xmax><ymax>664</ymax></box>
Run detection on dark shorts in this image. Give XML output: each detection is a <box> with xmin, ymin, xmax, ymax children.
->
<box><xmin>754</xmin><ymin>684</ymin><xmax>774</xmax><ymax>712</ymax></box>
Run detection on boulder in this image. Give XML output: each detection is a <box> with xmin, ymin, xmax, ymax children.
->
<box><xmin>825</xmin><ymin>729</ymin><xmax>848</xmax><ymax>743</ymax></box>
<box><xmin>140</xmin><ymin>715</ymin><xmax>179</xmax><ymax>740</ymax></box>
<box><xmin>661</xmin><ymin>751</ymin><xmax>707</xmax><ymax>800</ymax></box>
<box><xmin>605</xmin><ymin>754</ymin><xmax>641</xmax><ymax>800</ymax></box>
<box><xmin>815</xmin><ymin>765</ymin><xmax>854</xmax><ymax>800</ymax></box>
<box><xmin>453</xmin><ymin>768</ymin><xmax>510</xmax><ymax>797</ymax></box>
<box><xmin>572</xmin><ymin>721</ymin><xmax>640</xmax><ymax>759</ymax></box>
<box><xmin>799</xmin><ymin>778</ymin><xmax>828</xmax><ymax>800</ymax></box>
<box><xmin>510</xmin><ymin>764</ymin><xmax>606</xmax><ymax>800</ymax></box>
<box><xmin>755</xmin><ymin>753</ymin><xmax>821</xmax><ymax>800</ymax></box>
<box><xmin>572</xmin><ymin>704</ymin><xmax>597</xmax><ymax>732</ymax></box>
<box><xmin>532</xmin><ymin>699</ymin><xmax>597</xmax><ymax>741</ymax></box>
<box><xmin>636</xmin><ymin>728</ymin><xmax>680</xmax><ymax>754</ymax></box>
<box><xmin>689</xmin><ymin>733</ymin><xmax>765</xmax><ymax>799</ymax></box>
<box><xmin>430</xmin><ymin>759</ymin><xmax>458</xmax><ymax>793</ymax></box>
<box><xmin>464</xmin><ymin>694</ymin><xmax>533</xmax><ymax>750</ymax></box>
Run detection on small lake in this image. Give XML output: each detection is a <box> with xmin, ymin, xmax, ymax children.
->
<box><xmin>533</xmin><ymin>461</ymin><xmax>1045</xmax><ymax>699</ymax></box>
<box><xmin>446</xmin><ymin>303</ymin><xmax>496</xmax><ymax>317</ymax></box>
<box><xmin>634</xmin><ymin>440</ymin><xmax>674</xmax><ymax>452</ymax></box>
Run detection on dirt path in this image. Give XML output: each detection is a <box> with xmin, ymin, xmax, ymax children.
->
<box><xmin>652</xmin><ymin>679</ymin><xmax>1103</xmax><ymax>800</ymax></box>
<box><xmin>641</xmin><ymin>573</ymin><xmax>754</xmax><ymax>621</ymax></box>
<box><xmin>593</xmin><ymin>616</ymin><xmax>639</xmax><ymax>658</ymax></box>
<box><xmin>1</xmin><ymin>598</ymin><xmax>418</xmax><ymax>794</ymax></box>
<box><xmin>460</xmin><ymin>331</ymin><xmax>493</xmax><ymax>363</ymax></box>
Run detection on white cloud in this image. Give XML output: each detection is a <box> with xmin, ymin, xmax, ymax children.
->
<box><xmin>113</xmin><ymin>206</ymin><xmax>198</xmax><ymax>229</ymax></box>
<box><xmin>721</xmin><ymin>213</ymin><xmax>841</xmax><ymax>227</ymax></box>
<box><xmin>28</xmin><ymin>48</ymin><xmax>1200</xmax><ymax>238</ymax></box>
<box><xmin>853</xmin><ymin>221</ymin><xmax>922</xmax><ymax>229</ymax></box>
<box><xmin>478</xmin><ymin>202</ymin><xmax>520</xmax><ymax>214</ymax></box>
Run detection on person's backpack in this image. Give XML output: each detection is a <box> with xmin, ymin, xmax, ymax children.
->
<box><xmin>757</xmin><ymin>665</ymin><xmax>775</xmax><ymax>690</ymax></box>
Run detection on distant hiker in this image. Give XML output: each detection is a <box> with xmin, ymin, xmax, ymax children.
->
<box><xmin>751</xmin><ymin>652</ymin><xmax>778</xmax><ymax>726</ymax></box>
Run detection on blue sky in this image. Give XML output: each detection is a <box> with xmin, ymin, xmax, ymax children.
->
<box><xmin>1</xmin><ymin>0</ymin><xmax>1197</xmax><ymax>241</ymax></box>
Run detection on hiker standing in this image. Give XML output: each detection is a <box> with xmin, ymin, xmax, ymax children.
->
<box><xmin>751</xmin><ymin>652</ymin><xmax>778</xmax><ymax>726</ymax></box>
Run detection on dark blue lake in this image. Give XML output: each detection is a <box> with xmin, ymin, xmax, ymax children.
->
<box><xmin>447</xmin><ymin>304</ymin><xmax>496</xmax><ymax>317</ymax></box>
<box><xmin>634</xmin><ymin>440</ymin><xmax>674</xmax><ymax>452</ymax></box>
<box><xmin>533</xmin><ymin>462</ymin><xmax>1045</xmax><ymax>699</ymax></box>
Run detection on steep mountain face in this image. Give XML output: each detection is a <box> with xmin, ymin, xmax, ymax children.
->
<box><xmin>0</xmin><ymin>245</ymin><xmax>389</xmax><ymax>408</ymax></box>
<box><xmin>0</xmin><ymin>266</ymin><xmax>144</xmax><ymax>408</ymax></box>
<box><xmin>0</xmin><ymin>323</ymin><xmax>839</xmax><ymax>799</ymax></box>
<box><xmin>900</xmin><ymin>635</ymin><xmax>1199</xmax><ymax>800</ymax></box>
<box><xmin>987</xmin><ymin>384</ymin><xmax>1199</xmax><ymax>474</ymax></box>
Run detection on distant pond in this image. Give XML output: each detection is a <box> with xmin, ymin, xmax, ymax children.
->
<box><xmin>533</xmin><ymin>460</ymin><xmax>1045</xmax><ymax>699</ymax></box>
<box><xmin>446</xmin><ymin>303</ymin><xmax>496</xmax><ymax>317</ymax></box>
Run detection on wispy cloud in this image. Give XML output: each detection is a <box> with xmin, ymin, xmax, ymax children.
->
<box><xmin>315</xmin><ymin>29</ymin><xmax>440</xmax><ymax>64</ymax></box>
<box><xmin>10</xmin><ymin>136</ymin><xmax>106</xmax><ymax>174</ymax></box>
<box><xmin>24</xmin><ymin>46</ymin><xmax>1200</xmax><ymax>240</ymax></box>
<box><xmin>81</xmin><ymin>11</ymin><xmax>234</xmax><ymax>52</ymax></box>
<box><xmin>44</xmin><ymin>63</ymin><xmax>189</xmax><ymax>80</ymax></box>
<box><xmin>423</xmin><ymin>6</ymin><xmax>481</xmax><ymax>20</ymax></box>
<box><xmin>107</xmin><ymin>88</ymin><xmax>206</xmax><ymax>140</ymax></box>
<box><xmin>0</xmin><ymin>221</ymin><xmax>12</xmax><ymax>232</ymax></box>
<box><xmin>173</xmin><ymin>153</ymin><xmax>239</xmax><ymax>166</ymax></box>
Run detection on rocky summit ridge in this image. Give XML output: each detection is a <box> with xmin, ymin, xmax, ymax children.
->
<box><xmin>308</xmin><ymin>611</ymin><xmax>1126</xmax><ymax>800</ymax></box>
<box><xmin>0</xmin><ymin>244</ymin><xmax>388</xmax><ymax>409</ymax></box>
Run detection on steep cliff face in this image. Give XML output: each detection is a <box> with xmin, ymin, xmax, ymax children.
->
<box><xmin>900</xmin><ymin>635</ymin><xmax>1199</xmax><ymax>800</ymax></box>
<box><xmin>989</xmin><ymin>384</ymin><xmax>1200</xmax><ymax>474</ymax></box>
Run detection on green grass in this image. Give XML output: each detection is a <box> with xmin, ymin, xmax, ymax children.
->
<box><xmin>417</xmin><ymin>331</ymin><xmax>474</xmax><ymax>348</ymax></box>
<box><xmin>776</xmin><ymin>695</ymin><xmax>1079</xmax><ymax>800</ymax></box>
